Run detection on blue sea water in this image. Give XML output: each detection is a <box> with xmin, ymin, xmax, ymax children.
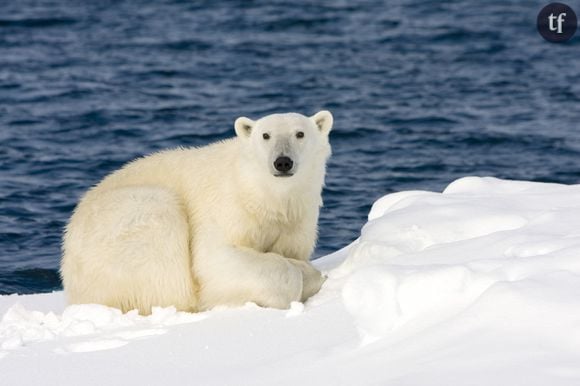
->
<box><xmin>1</xmin><ymin>0</ymin><xmax>580</xmax><ymax>294</ymax></box>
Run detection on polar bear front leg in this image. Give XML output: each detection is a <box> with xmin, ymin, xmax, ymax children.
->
<box><xmin>269</xmin><ymin>217</ymin><xmax>325</xmax><ymax>302</ymax></box>
<box><xmin>286</xmin><ymin>259</ymin><xmax>326</xmax><ymax>302</ymax></box>
<box><xmin>194</xmin><ymin>244</ymin><xmax>304</xmax><ymax>311</ymax></box>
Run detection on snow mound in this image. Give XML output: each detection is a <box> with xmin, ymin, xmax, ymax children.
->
<box><xmin>336</xmin><ymin>176</ymin><xmax>580</xmax><ymax>340</ymax></box>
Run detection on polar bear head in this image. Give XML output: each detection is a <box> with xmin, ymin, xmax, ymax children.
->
<box><xmin>234</xmin><ymin>111</ymin><xmax>333</xmax><ymax>182</ymax></box>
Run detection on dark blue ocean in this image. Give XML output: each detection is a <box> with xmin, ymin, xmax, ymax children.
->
<box><xmin>1</xmin><ymin>0</ymin><xmax>580</xmax><ymax>294</ymax></box>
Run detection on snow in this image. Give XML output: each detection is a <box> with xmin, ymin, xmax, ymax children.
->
<box><xmin>0</xmin><ymin>303</ymin><xmax>205</xmax><ymax>352</ymax></box>
<box><xmin>2</xmin><ymin>176</ymin><xmax>580</xmax><ymax>385</ymax></box>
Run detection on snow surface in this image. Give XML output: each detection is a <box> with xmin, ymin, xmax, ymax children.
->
<box><xmin>2</xmin><ymin>177</ymin><xmax>580</xmax><ymax>385</ymax></box>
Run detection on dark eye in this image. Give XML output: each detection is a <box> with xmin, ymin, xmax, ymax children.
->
<box><xmin>296</xmin><ymin>131</ymin><xmax>304</xmax><ymax>139</ymax></box>
<box><xmin>262</xmin><ymin>133</ymin><xmax>270</xmax><ymax>140</ymax></box>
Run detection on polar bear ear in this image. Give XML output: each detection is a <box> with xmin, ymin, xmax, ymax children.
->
<box><xmin>234</xmin><ymin>117</ymin><xmax>255</xmax><ymax>138</ymax></box>
<box><xmin>311</xmin><ymin>110</ymin><xmax>333</xmax><ymax>135</ymax></box>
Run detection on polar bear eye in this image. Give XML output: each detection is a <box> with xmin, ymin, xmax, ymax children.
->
<box><xmin>296</xmin><ymin>131</ymin><xmax>304</xmax><ymax>139</ymax></box>
<box><xmin>262</xmin><ymin>133</ymin><xmax>270</xmax><ymax>140</ymax></box>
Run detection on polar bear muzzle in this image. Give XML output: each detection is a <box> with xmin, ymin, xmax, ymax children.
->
<box><xmin>273</xmin><ymin>156</ymin><xmax>294</xmax><ymax>176</ymax></box>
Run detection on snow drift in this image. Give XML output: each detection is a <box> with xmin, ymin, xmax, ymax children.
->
<box><xmin>2</xmin><ymin>177</ymin><xmax>580</xmax><ymax>385</ymax></box>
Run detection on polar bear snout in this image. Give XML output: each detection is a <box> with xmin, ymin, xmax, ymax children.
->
<box><xmin>273</xmin><ymin>156</ymin><xmax>294</xmax><ymax>175</ymax></box>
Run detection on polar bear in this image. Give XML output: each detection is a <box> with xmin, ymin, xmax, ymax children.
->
<box><xmin>61</xmin><ymin>111</ymin><xmax>333</xmax><ymax>315</ymax></box>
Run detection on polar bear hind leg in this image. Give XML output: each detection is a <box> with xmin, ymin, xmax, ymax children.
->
<box><xmin>61</xmin><ymin>186</ymin><xmax>197</xmax><ymax>315</ymax></box>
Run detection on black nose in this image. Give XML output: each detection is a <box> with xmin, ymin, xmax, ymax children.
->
<box><xmin>274</xmin><ymin>156</ymin><xmax>293</xmax><ymax>172</ymax></box>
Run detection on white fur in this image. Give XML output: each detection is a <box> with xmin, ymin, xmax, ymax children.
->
<box><xmin>61</xmin><ymin>111</ymin><xmax>333</xmax><ymax>315</ymax></box>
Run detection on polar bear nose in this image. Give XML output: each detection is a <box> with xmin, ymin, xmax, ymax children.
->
<box><xmin>274</xmin><ymin>156</ymin><xmax>294</xmax><ymax>172</ymax></box>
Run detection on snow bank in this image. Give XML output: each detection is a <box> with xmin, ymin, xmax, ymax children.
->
<box><xmin>338</xmin><ymin>176</ymin><xmax>580</xmax><ymax>341</ymax></box>
<box><xmin>2</xmin><ymin>177</ymin><xmax>580</xmax><ymax>385</ymax></box>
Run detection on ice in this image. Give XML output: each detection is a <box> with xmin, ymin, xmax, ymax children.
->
<box><xmin>1</xmin><ymin>177</ymin><xmax>580</xmax><ymax>385</ymax></box>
